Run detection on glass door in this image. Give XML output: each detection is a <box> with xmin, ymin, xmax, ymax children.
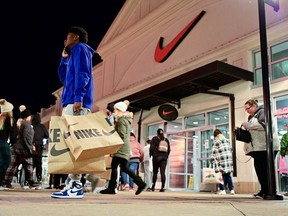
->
<box><xmin>197</xmin><ymin>126</ymin><xmax>216</xmax><ymax>192</ymax></box>
<box><xmin>168</xmin><ymin>131</ymin><xmax>196</xmax><ymax>191</ymax></box>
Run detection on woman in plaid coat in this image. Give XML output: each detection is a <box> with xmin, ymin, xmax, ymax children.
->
<box><xmin>210</xmin><ymin>129</ymin><xmax>234</xmax><ymax>195</ymax></box>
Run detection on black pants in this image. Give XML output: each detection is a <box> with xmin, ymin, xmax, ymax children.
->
<box><xmin>152</xmin><ymin>156</ymin><xmax>167</xmax><ymax>189</ymax></box>
<box><xmin>32</xmin><ymin>147</ymin><xmax>43</xmax><ymax>181</ymax></box>
<box><xmin>252</xmin><ymin>151</ymin><xmax>278</xmax><ymax>195</ymax></box>
<box><xmin>53</xmin><ymin>174</ymin><xmax>68</xmax><ymax>188</ymax></box>
<box><xmin>108</xmin><ymin>156</ymin><xmax>143</xmax><ymax>190</ymax></box>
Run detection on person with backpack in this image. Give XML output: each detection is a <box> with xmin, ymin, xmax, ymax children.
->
<box><xmin>149</xmin><ymin>128</ymin><xmax>170</xmax><ymax>192</ymax></box>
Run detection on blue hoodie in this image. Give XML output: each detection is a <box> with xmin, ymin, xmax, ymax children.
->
<box><xmin>58</xmin><ymin>43</ymin><xmax>95</xmax><ymax>109</ymax></box>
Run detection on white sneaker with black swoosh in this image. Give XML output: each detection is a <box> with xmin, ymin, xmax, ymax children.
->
<box><xmin>51</xmin><ymin>181</ymin><xmax>83</xmax><ymax>199</ymax></box>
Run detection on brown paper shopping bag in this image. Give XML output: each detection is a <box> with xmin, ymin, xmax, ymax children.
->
<box><xmin>98</xmin><ymin>155</ymin><xmax>112</xmax><ymax>180</ymax></box>
<box><xmin>47</xmin><ymin>116</ymin><xmax>106</xmax><ymax>174</ymax></box>
<box><xmin>58</xmin><ymin>111</ymin><xmax>123</xmax><ymax>161</ymax></box>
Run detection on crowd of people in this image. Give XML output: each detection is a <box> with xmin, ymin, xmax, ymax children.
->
<box><xmin>0</xmin><ymin>99</ymin><xmax>48</xmax><ymax>190</ymax></box>
<box><xmin>1</xmin><ymin>25</ymin><xmax>287</xmax><ymax>200</ymax></box>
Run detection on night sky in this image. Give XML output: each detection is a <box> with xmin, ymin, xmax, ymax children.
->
<box><xmin>0</xmin><ymin>0</ymin><xmax>125</xmax><ymax>119</ymax></box>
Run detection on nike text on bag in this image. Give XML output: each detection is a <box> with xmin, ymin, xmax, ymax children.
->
<box><xmin>202</xmin><ymin>162</ymin><xmax>223</xmax><ymax>184</ymax></box>
<box><xmin>158</xmin><ymin>140</ymin><xmax>168</xmax><ymax>152</ymax></box>
<box><xmin>59</xmin><ymin>111</ymin><xmax>124</xmax><ymax>161</ymax></box>
<box><xmin>47</xmin><ymin>116</ymin><xmax>106</xmax><ymax>174</ymax></box>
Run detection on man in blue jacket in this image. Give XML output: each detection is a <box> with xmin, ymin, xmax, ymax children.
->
<box><xmin>51</xmin><ymin>26</ymin><xmax>95</xmax><ymax>199</ymax></box>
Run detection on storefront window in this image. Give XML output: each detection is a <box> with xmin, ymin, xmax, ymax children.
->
<box><xmin>166</xmin><ymin>119</ymin><xmax>183</xmax><ymax>133</ymax></box>
<box><xmin>208</xmin><ymin>108</ymin><xmax>229</xmax><ymax>125</ymax></box>
<box><xmin>185</xmin><ymin>114</ymin><xmax>205</xmax><ymax>129</ymax></box>
<box><xmin>273</xmin><ymin>94</ymin><xmax>288</xmax><ymax>193</ymax></box>
<box><xmin>253</xmin><ymin>40</ymin><xmax>288</xmax><ymax>86</ymax></box>
<box><xmin>274</xmin><ymin>94</ymin><xmax>288</xmax><ymax>138</ymax></box>
<box><xmin>148</xmin><ymin>123</ymin><xmax>165</xmax><ymax>137</ymax></box>
<box><xmin>208</xmin><ymin>108</ymin><xmax>229</xmax><ymax>138</ymax></box>
<box><xmin>271</xmin><ymin>41</ymin><xmax>288</xmax><ymax>80</ymax></box>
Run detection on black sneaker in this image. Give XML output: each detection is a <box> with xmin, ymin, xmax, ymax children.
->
<box><xmin>159</xmin><ymin>188</ymin><xmax>165</xmax><ymax>192</ymax></box>
<box><xmin>135</xmin><ymin>182</ymin><xmax>146</xmax><ymax>195</ymax></box>
<box><xmin>253</xmin><ymin>192</ymin><xmax>264</xmax><ymax>199</ymax></box>
<box><xmin>29</xmin><ymin>181</ymin><xmax>42</xmax><ymax>190</ymax></box>
<box><xmin>99</xmin><ymin>188</ymin><xmax>116</xmax><ymax>195</ymax></box>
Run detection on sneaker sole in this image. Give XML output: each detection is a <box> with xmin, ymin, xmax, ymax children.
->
<box><xmin>30</xmin><ymin>186</ymin><xmax>42</xmax><ymax>190</ymax></box>
<box><xmin>253</xmin><ymin>194</ymin><xmax>263</xmax><ymax>199</ymax></box>
<box><xmin>51</xmin><ymin>195</ymin><xmax>84</xmax><ymax>199</ymax></box>
<box><xmin>4</xmin><ymin>188</ymin><xmax>14</xmax><ymax>191</ymax></box>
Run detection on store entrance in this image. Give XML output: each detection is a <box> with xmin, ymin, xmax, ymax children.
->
<box><xmin>197</xmin><ymin>126</ymin><xmax>216</xmax><ymax>191</ymax></box>
<box><xmin>167</xmin><ymin>131</ymin><xmax>195</xmax><ymax>191</ymax></box>
<box><xmin>167</xmin><ymin>126</ymin><xmax>215</xmax><ymax>191</ymax></box>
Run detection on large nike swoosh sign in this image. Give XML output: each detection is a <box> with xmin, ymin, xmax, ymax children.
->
<box><xmin>154</xmin><ymin>10</ymin><xmax>206</xmax><ymax>63</ymax></box>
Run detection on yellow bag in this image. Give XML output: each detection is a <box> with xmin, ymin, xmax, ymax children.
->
<box><xmin>59</xmin><ymin>111</ymin><xmax>123</xmax><ymax>161</ymax></box>
<box><xmin>47</xmin><ymin>116</ymin><xmax>106</xmax><ymax>174</ymax></box>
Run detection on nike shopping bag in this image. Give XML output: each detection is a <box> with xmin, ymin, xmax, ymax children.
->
<box><xmin>59</xmin><ymin>111</ymin><xmax>124</xmax><ymax>161</ymax></box>
<box><xmin>47</xmin><ymin>116</ymin><xmax>106</xmax><ymax>174</ymax></box>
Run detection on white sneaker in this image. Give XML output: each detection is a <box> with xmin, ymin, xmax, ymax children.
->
<box><xmin>230</xmin><ymin>190</ymin><xmax>235</xmax><ymax>195</ymax></box>
<box><xmin>217</xmin><ymin>190</ymin><xmax>226</xmax><ymax>195</ymax></box>
<box><xmin>51</xmin><ymin>181</ymin><xmax>83</xmax><ymax>199</ymax></box>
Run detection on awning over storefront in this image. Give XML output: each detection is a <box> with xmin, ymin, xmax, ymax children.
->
<box><xmin>114</xmin><ymin>60</ymin><xmax>254</xmax><ymax>112</ymax></box>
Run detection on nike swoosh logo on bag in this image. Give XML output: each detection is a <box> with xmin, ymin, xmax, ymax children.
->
<box><xmin>50</xmin><ymin>144</ymin><xmax>70</xmax><ymax>156</ymax></box>
<box><xmin>154</xmin><ymin>10</ymin><xmax>206</xmax><ymax>63</ymax></box>
<box><xmin>102</xmin><ymin>129</ymin><xmax>116</xmax><ymax>136</ymax></box>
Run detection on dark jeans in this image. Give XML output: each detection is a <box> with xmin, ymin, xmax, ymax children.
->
<box><xmin>152</xmin><ymin>156</ymin><xmax>167</xmax><ymax>189</ymax></box>
<box><xmin>108</xmin><ymin>156</ymin><xmax>143</xmax><ymax>190</ymax></box>
<box><xmin>219</xmin><ymin>172</ymin><xmax>234</xmax><ymax>191</ymax></box>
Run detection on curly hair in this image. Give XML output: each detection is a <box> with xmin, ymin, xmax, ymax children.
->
<box><xmin>68</xmin><ymin>26</ymin><xmax>88</xmax><ymax>43</ymax></box>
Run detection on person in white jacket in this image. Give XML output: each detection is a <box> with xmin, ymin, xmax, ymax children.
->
<box><xmin>143</xmin><ymin>139</ymin><xmax>153</xmax><ymax>191</ymax></box>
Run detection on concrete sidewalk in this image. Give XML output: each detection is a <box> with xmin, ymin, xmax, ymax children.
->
<box><xmin>0</xmin><ymin>187</ymin><xmax>287</xmax><ymax>216</ymax></box>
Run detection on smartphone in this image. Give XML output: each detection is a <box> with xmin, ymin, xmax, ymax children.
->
<box><xmin>64</xmin><ymin>47</ymin><xmax>71</xmax><ymax>55</ymax></box>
